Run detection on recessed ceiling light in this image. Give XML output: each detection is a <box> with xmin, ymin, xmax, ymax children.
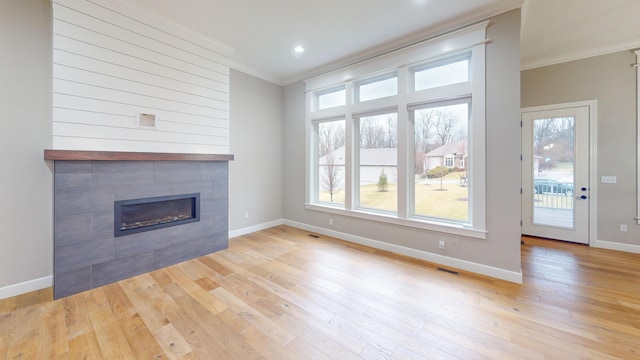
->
<box><xmin>294</xmin><ymin>46</ymin><xmax>305</xmax><ymax>53</ymax></box>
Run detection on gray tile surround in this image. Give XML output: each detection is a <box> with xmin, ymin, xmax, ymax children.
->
<box><xmin>53</xmin><ymin>160</ymin><xmax>229</xmax><ymax>299</ymax></box>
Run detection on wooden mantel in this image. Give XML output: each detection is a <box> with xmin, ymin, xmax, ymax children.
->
<box><xmin>44</xmin><ymin>149</ymin><xmax>234</xmax><ymax>161</ymax></box>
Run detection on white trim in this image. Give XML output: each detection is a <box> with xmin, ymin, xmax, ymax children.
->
<box><xmin>592</xmin><ymin>240</ymin><xmax>640</xmax><ymax>254</ymax></box>
<box><xmin>284</xmin><ymin>220</ymin><xmax>522</xmax><ymax>284</ymax></box>
<box><xmin>521</xmin><ymin>39</ymin><xmax>640</xmax><ymax>71</ymax></box>
<box><xmin>230</xmin><ymin>61</ymin><xmax>283</xmax><ymax>87</ymax></box>
<box><xmin>520</xmin><ymin>100</ymin><xmax>598</xmax><ymax>246</ymax></box>
<box><xmin>229</xmin><ymin>219</ymin><xmax>285</xmax><ymax>239</ymax></box>
<box><xmin>636</xmin><ymin>50</ymin><xmax>640</xmax><ymax>225</ymax></box>
<box><xmin>0</xmin><ymin>276</ymin><xmax>52</xmax><ymax>300</ymax></box>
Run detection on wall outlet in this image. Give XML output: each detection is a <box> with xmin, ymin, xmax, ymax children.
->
<box><xmin>244</xmin><ymin>212</ymin><xmax>249</xmax><ymax>219</ymax></box>
<box><xmin>439</xmin><ymin>240</ymin><xmax>446</xmax><ymax>249</ymax></box>
<box><xmin>601</xmin><ymin>176</ymin><xmax>617</xmax><ymax>184</ymax></box>
<box><xmin>620</xmin><ymin>224</ymin><xmax>627</xmax><ymax>232</ymax></box>
<box><xmin>329</xmin><ymin>218</ymin><xmax>333</xmax><ymax>226</ymax></box>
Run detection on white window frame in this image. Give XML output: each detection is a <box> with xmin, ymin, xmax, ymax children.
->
<box><xmin>304</xmin><ymin>22</ymin><xmax>488</xmax><ymax>239</ymax></box>
<box><xmin>636</xmin><ymin>50</ymin><xmax>640</xmax><ymax>225</ymax></box>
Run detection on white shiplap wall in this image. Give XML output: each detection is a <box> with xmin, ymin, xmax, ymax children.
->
<box><xmin>52</xmin><ymin>0</ymin><xmax>230</xmax><ymax>154</ymax></box>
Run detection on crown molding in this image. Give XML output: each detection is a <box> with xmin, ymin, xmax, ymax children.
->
<box><xmin>521</xmin><ymin>39</ymin><xmax>640</xmax><ymax>71</ymax></box>
<box><xmin>229</xmin><ymin>60</ymin><xmax>286</xmax><ymax>86</ymax></box>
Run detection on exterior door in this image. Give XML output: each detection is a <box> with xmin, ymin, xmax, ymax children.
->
<box><xmin>522</xmin><ymin>105</ymin><xmax>590</xmax><ymax>244</ymax></box>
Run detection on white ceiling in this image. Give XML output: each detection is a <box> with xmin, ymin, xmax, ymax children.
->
<box><xmin>126</xmin><ymin>0</ymin><xmax>640</xmax><ymax>85</ymax></box>
<box><xmin>521</xmin><ymin>0</ymin><xmax>640</xmax><ymax>70</ymax></box>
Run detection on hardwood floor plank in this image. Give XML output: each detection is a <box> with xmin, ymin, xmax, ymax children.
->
<box><xmin>156</xmin><ymin>285</ymin><xmax>236</xmax><ymax>359</ymax></box>
<box><xmin>39</xmin><ymin>300</ymin><xmax>69</xmax><ymax>358</ymax></box>
<box><xmin>118</xmin><ymin>277</ymin><xmax>194</xmax><ymax>360</ymax></box>
<box><xmin>68</xmin><ymin>331</ymin><xmax>104</xmax><ymax>360</ymax></box>
<box><xmin>162</xmin><ymin>282</ymin><xmax>265</xmax><ymax>360</ymax></box>
<box><xmin>118</xmin><ymin>313</ymin><xmax>167</xmax><ymax>359</ymax></box>
<box><xmin>211</xmin><ymin>287</ymin><xmax>296</xmax><ymax>346</ymax></box>
<box><xmin>2</xmin><ymin>227</ymin><xmax>640</xmax><ymax>359</ymax></box>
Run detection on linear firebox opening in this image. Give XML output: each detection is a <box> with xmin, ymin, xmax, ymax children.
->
<box><xmin>114</xmin><ymin>193</ymin><xmax>200</xmax><ymax>237</ymax></box>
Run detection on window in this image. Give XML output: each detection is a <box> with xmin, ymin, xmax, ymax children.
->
<box><xmin>356</xmin><ymin>74</ymin><xmax>397</xmax><ymax>102</ymax></box>
<box><xmin>413</xmin><ymin>100</ymin><xmax>469</xmax><ymax>222</ymax></box>
<box><xmin>305</xmin><ymin>22</ymin><xmax>487</xmax><ymax>238</ymax></box>
<box><xmin>445</xmin><ymin>157</ymin><xmax>454</xmax><ymax>168</ymax></box>
<box><xmin>357</xmin><ymin>112</ymin><xmax>398</xmax><ymax>212</ymax></box>
<box><xmin>414</xmin><ymin>57</ymin><xmax>469</xmax><ymax>91</ymax></box>
<box><xmin>316</xmin><ymin>119</ymin><xmax>346</xmax><ymax>205</ymax></box>
<box><xmin>316</xmin><ymin>87</ymin><xmax>345</xmax><ymax>110</ymax></box>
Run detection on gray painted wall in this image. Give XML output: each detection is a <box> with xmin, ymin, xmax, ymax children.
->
<box><xmin>283</xmin><ymin>9</ymin><xmax>523</xmax><ymax>274</ymax></box>
<box><xmin>0</xmin><ymin>0</ymin><xmax>54</xmax><ymax>291</ymax></box>
<box><xmin>229</xmin><ymin>70</ymin><xmax>284</xmax><ymax>231</ymax></box>
<box><xmin>522</xmin><ymin>51</ymin><xmax>639</xmax><ymax>245</ymax></box>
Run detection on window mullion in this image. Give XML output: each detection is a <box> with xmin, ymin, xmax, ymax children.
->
<box><xmin>397</xmin><ymin>66</ymin><xmax>410</xmax><ymax>219</ymax></box>
<box><xmin>344</xmin><ymin>81</ymin><xmax>355</xmax><ymax>210</ymax></box>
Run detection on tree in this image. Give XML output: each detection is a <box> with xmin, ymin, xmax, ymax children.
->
<box><xmin>533</xmin><ymin>117</ymin><xmax>575</xmax><ymax>171</ymax></box>
<box><xmin>320</xmin><ymin>152</ymin><xmax>343</xmax><ymax>202</ymax></box>
<box><xmin>377</xmin><ymin>170</ymin><xmax>388</xmax><ymax>192</ymax></box>
<box><xmin>415</xmin><ymin>110</ymin><xmax>435</xmax><ymax>154</ymax></box>
<box><xmin>360</xmin><ymin>114</ymin><xmax>397</xmax><ymax>149</ymax></box>
<box><xmin>318</xmin><ymin>122</ymin><xmax>345</xmax><ymax>156</ymax></box>
<box><xmin>433</xmin><ymin>109</ymin><xmax>458</xmax><ymax>147</ymax></box>
<box><xmin>414</xmin><ymin>110</ymin><xmax>436</xmax><ymax>174</ymax></box>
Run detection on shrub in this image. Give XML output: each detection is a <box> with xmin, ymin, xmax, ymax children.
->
<box><xmin>426</xmin><ymin>166</ymin><xmax>449</xmax><ymax>179</ymax></box>
<box><xmin>377</xmin><ymin>170</ymin><xmax>388</xmax><ymax>192</ymax></box>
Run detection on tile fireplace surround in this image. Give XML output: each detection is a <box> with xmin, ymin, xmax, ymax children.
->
<box><xmin>45</xmin><ymin>150</ymin><xmax>233</xmax><ymax>299</ymax></box>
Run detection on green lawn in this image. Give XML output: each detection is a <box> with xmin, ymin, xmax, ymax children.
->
<box><xmin>318</xmin><ymin>172</ymin><xmax>469</xmax><ymax>221</ymax></box>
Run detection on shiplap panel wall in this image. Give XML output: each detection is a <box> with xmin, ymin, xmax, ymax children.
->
<box><xmin>52</xmin><ymin>0</ymin><xmax>230</xmax><ymax>154</ymax></box>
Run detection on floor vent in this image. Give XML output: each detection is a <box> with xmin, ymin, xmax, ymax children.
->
<box><xmin>308</xmin><ymin>234</ymin><xmax>320</xmax><ymax>238</ymax></box>
<box><xmin>437</xmin><ymin>267</ymin><xmax>459</xmax><ymax>275</ymax></box>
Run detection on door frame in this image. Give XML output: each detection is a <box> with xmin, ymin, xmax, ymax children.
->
<box><xmin>521</xmin><ymin>100</ymin><xmax>598</xmax><ymax>245</ymax></box>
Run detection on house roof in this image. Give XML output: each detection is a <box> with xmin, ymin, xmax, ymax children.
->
<box><xmin>424</xmin><ymin>140</ymin><xmax>467</xmax><ymax>158</ymax></box>
<box><xmin>318</xmin><ymin>146</ymin><xmax>397</xmax><ymax>166</ymax></box>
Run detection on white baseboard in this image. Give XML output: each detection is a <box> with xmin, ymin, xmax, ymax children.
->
<box><xmin>229</xmin><ymin>219</ymin><xmax>285</xmax><ymax>239</ymax></box>
<box><xmin>284</xmin><ymin>220</ymin><xmax>523</xmax><ymax>284</ymax></box>
<box><xmin>592</xmin><ymin>239</ymin><xmax>640</xmax><ymax>254</ymax></box>
<box><xmin>0</xmin><ymin>276</ymin><xmax>52</xmax><ymax>300</ymax></box>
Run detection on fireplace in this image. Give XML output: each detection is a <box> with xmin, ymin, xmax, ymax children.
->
<box><xmin>114</xmin><ymin>193</ymin><xmax>200</xmax><ymax>237</ymax></box>
<box><xmin>47</xmin><ymin>151</ymin><xmax>233</xmax><ymax>299</ymax></box>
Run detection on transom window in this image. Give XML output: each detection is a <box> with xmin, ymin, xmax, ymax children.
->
<box><xmin>305</xmin><ymin>22</ymin><xmax>487</xmax><ymax>238</ymax></box>
<box><xmin>413</xmin><ymin>57</ymin><xmax>470</xmax><ymax>91</ymax></box>
<box><xmin>356</xmin><ymin>74</ymin><xmax>398</xmax><ymax>102</ymax></box>
<box><xmin>316</xmin><ymin>87</ymin><xmax>346</xmax><ymax>110</ymax></box>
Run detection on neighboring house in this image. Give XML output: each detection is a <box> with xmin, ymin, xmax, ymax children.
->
<box><xmin>422</xmin><ymin>140</ymin><xmax>468</xmax><ymax>172</ymax></box>
<box><xmin>318</xmin><ymin>146</ymin><xmax>398</xmax><ymax>186</ymax></box>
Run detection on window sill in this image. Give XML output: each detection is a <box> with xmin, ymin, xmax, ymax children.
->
<box><xmin>305</xmin><ymin>203</ymin><xmax>487</xmax><ymax>239</ymax></box>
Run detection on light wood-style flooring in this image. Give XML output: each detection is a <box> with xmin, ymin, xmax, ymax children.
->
<box><xmin>1</xmin><ymin>225</ymin><xmax>639</xmax><ymax>359</ymax></box>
